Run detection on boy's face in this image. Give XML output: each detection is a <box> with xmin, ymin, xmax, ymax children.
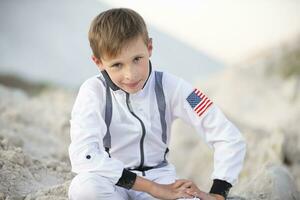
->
<box><xmin>92</xmin><ymin>36</ymin><xmax>153</xmax><ymax>94</ymax></box>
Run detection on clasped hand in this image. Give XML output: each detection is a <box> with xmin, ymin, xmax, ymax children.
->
<box><xmin>149</xmin><ymin>179</ymin><xmax>224</xmax><ymax>200</ymax></box>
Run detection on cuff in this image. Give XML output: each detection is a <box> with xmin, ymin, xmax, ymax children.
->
<box><xmin>209</xmin><ymin>179</ymin><xmax>232</xmax><ymax>199</ymax></box>
<box><xmin>116</xmin><ymin>169</ymin><xmax>137</xmax><ymax>190</ymax></box>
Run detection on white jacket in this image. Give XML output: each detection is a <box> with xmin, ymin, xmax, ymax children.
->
<box><xmin>69</xmin><ymin>67</ymin><xmax>246</xmax><ymax>188</ymax></box>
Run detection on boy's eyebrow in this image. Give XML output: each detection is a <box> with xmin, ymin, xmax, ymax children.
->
<box><xmin>130</xmin><ymin>53</ymin><xmax>145</xmax><ymax>60</ymax></box>
<box><xmin>133</xmin><ymin>53</ymin><xmax>145</xmax><ymax>58</ymax></box>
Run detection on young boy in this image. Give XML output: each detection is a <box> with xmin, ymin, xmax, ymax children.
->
<box><xmin>68</xmin><ymin>8</ymin><xmax>246</xmax><ymax>200</ymax></box>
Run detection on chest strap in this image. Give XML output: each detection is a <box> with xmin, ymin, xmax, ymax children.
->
<box><xmin>103</xmin><ymin>81</ymin><xmax>112</xmax><ymax>157</ymax></box>
<box><xmin>154</xmin><ymin>71</ymin><xmax>167</xmax><ymax>144</ymax></box>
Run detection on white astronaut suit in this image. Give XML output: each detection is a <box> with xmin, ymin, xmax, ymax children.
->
<box><xmin>68</xmin><ymin>64</ymin><xmax>246</xmax><ymax>200</ymax></box>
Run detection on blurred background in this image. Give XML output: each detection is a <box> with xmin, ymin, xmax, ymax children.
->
<box><xmin>0</xmin><ymin>0</ymin><xmax>300</xmax><ymax>199</ymax></box>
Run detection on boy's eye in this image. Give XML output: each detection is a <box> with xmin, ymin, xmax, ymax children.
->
<box><xmin>133</xmin><ymin>57</ymin><xmax>142</xmax><ymax>63</ymax></box>
<box><xmin>112</xmin><ymin>63</ymin><xmax>122</xmax><ymax>68</ymax></box>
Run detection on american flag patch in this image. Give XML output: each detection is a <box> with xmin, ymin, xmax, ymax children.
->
<box><xmin>186</xmin><ymin>88</ymin><xmax>213</xmax><ymax>117</ymax></box>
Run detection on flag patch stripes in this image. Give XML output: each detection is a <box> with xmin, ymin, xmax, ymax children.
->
<box><xmin>186</xmin><ymin>88</ymin><xmax>213</xmax><ymax>117</ymax></box>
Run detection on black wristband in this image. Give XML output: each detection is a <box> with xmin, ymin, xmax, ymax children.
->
<box><xmin>209</xmin><ymin>179</ymin><xmax>232</xmax><ymax>199</ymax></box>
<box><xmin>116</xmin><ymin>169</ymin><xmax>137</xmax><ymax>190</ymax></box>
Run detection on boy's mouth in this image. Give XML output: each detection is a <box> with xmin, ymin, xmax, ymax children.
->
<box><xmin>123</xmin><ymin>80</ymin><xmax>141</xmax><ymax>89</ymax></box>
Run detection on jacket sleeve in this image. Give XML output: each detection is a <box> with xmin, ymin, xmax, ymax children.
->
<box><xmin>69</xmin><ymin>78</ymin><xmax>136</xmax><ymax>187</ymax></box>
<box><xmin>164</xmin><ymin>72</ymin><xmax>246</xmax><ymax>195</ymax></box>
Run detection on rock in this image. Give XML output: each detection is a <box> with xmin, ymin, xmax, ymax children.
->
<box><xmin>0</xmin><ymin>192</ymin><xmax>5</xmax><ymax>200</ymax></box>
<box><xmin>0</xmin><ymin>85</ymin><xmax>73</xmax><ymax>199</ymax></box>
<box><xmin>234</xmin><ymin>165</ymin><xmax>299</xmax><ymax>200</ymax></box>
<box><xmin>24</xmin><ymin>181</ymin><xmax>70</xmax><ymax>200</ymax></box>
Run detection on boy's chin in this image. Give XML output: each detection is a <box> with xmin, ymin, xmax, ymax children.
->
<box><xmin>121</xmin><ymin>84</ymin><xmax>143</xmax><ymax>94</ymax></box>
<box><xmin>123</xmin><ymin>87</ymin><xmax>142</xmax><ymax>94</ymax></box>
<box><xmin>121</xmin><ymin>82</ymin><xmax>144</xmax><ymax>94</ymax></box>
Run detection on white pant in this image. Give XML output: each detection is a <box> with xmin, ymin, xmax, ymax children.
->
<box><xmin>69</xmin><ymin>164</ymin><xmax>200</xmax><ymax>200</ymax></box>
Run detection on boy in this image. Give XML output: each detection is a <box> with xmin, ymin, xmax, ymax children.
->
<box><xmin>68</xmin><ymin>8</ymin><xmax>246</xmax><ymax>200</ymax></box>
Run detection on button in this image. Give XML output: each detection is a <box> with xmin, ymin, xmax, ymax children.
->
<box><xmin>86</xmin><ymin>155</ymin><xmax>91</xmax><ymax>159</ymax></box>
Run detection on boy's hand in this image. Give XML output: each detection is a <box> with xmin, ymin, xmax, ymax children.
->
<box><xmin>193</xmin><ymin>192</ymin><xmax>225</xmax><ymax>200</ymax></box>
<box><xmin>149</xmin><ymin>179</ymin><xmax>197</xmax><ymax>200</ymax></box>
<box><xmin>132</xmin><ymin>176</ymin><xmax>225</xmax><ymax>200</ymax></box>
<box><xmin>210</xmin><ymin>194</ymin><xmax>225</xmax><ymax>200</ymax></box>
<box><xmin>185</xmin><ymin>182</ymin><xmax>225</xmax><ymax>200</ymax></box>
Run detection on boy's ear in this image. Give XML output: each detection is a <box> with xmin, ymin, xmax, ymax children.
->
<box><xmin>147</xmin><ymin>38</ymin><xmax>153</xmax><ymax>57</ymax></box>
<box><xmin>91</xmin><ymin>55</ymin><xmax>104</xmax><ymax>70</ymax></box>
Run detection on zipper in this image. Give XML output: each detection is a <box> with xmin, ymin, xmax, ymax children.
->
<box><xmin>125</xmin><ymin>93</ymin><xmax>146</xmax><ymax>171</ymax></box>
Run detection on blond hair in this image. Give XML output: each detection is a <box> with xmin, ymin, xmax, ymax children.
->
<box><xmin>88</xmin><ymin>8</ymin><xmax>149</xmax><ymax>59</ymax></box>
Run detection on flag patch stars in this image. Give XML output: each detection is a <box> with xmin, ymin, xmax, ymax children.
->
<box><xmin>186</xmin><ymin>88</ymin><xmax>213</xmax><ymax>117</ymax></box>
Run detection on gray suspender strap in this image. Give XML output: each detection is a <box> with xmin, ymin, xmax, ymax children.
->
<box><xmin>154</xmin><ymin>71</ymin><xmax>167</xmax><ymax>144</ymax></box>
<box><xmin>154</xmin><ymin>71</ymin><xmax>169</xmax><ymax>164</ymax></box>
<box><xmin>97</xmin><ymin>76</ymin><xmax>112</xmax><ymax>156</ymax></box>
<box><xmin>104</xmin><ymin>82</ymin><xmax>112</xmax><ymax>157</ymax></box>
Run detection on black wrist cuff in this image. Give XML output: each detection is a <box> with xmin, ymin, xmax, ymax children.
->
<box><xmin>209</xmin><ymin>179</ymin><xmax>232</xmax><ymax>199</ymax></box>
<box><xmin>116</xmin><ymin>169</ymin><xmax>137</xmax><ymax>190</ymax></box>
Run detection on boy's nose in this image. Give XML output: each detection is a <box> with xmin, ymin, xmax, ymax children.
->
<box><xmin>124</xmin><ymin>66</ymin><xmax>138</xmax><ymax>80</ymax></box>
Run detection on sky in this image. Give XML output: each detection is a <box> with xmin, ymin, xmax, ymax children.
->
<box><xmin>0</xmin><ymin>0</ymin><xmax>222</xmax><ymax>87</ymax></box>
<box><xmin>1</xmin><ymin>0</ymin><xmax>300</xmax><ymax>87</ymax></box>
<box><xmin>101</xmin><ymin>0</ymin><xmax>300</xmax><ymax>64</ymax></box>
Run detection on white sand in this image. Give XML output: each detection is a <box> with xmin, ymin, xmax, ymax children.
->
<box><xmin>0</xmin><ymin>86</ymin><xmax>74</xmax><ymax>199</ymax></box>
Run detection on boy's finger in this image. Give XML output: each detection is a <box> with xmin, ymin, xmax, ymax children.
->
<box><xmin>177</xmin><ymin>189</ymin><xmax>194</xmax><ymax>199</ymax></box>
<box><xmin>179</xmin><ymin>181</ymin><xmax>193</xmax><ymax>189</ymax></box>
<box><xmin>186</xmin><ymin>188</ymin><xmax>202</xmax><ymax>199</ymax></box>
<box><xmin>195</xmin><ymin>191</ymin><xmax>210</xmax><ymax>199</ymax></box>
<box><xmin>172</xmin><ymin>179</ymin><xmax>189</xmax><ymax>188</ymax></box>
